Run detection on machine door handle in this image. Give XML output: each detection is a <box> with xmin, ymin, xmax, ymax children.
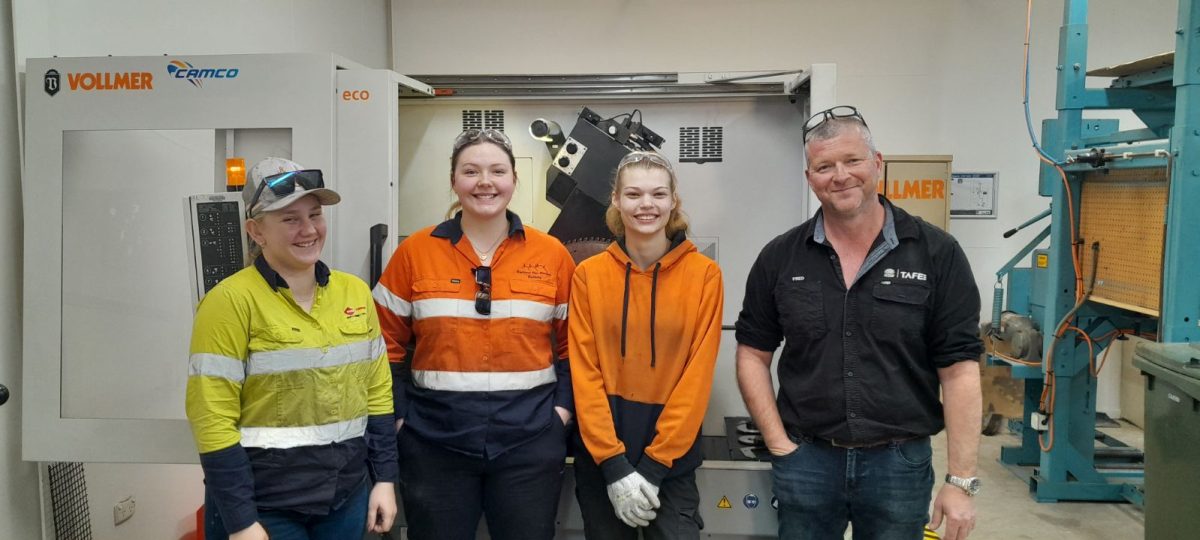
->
<box><xmin>369</xmin><ymin>223</ymin><xmax>389</xmax><ymax>289</ymax></box>
<box><xmin>0</xmin><ymin>383</ymin><xmax>9</xmax><ymax>407</ymax></box>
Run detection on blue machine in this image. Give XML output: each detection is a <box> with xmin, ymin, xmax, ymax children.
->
<box><xmin>990</xmin><ymin>0</ymin><xmax>1200</xmax><ymax>504</ymax></box>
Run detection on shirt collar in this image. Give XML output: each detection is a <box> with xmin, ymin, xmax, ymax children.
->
<box><xmin>254</xmin><ymin>255</ymin><xmax>331</xmax><ymax>290</ymax></box>
<box><xmin>811</xmin><ymin>195</ymin><xmax>907</xmax><ymax>246</ymax></box>
<box><xmin>431</xmin><ymin>210</ymin><xmax>525</xmax><ymax>244</ymax></box>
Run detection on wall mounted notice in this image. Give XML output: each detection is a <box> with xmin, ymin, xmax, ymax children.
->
<box><xmin>950</xmin><ymin>172</ymin><xmax>997</xmax><ymax>218</ymax></box>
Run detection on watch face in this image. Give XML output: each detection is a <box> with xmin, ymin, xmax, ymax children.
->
<box><xmin>968</xmin><ymin>478</ymin><xmax>981</xmax><ymax>490</ymax></box>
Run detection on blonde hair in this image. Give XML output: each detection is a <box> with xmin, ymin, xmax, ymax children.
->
<box><xmin>605</xmin><ymin>151</ymin><xmax>689</xmax><ymax>239</ymax></box>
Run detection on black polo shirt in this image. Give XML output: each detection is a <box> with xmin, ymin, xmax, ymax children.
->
<box><xmin>735</xmin><ymin>198</ymin><xmax>982</xmax><ymax>443</ymax></box>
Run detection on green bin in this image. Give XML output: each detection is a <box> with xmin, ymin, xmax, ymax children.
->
<box><xmin>1132</xmin><ymin>342</ymin><xmax>1200</xmax><ymax>540</ymax></box>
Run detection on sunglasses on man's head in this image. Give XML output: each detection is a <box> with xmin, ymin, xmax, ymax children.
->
<box><xmin>473</xmin><ymin>266</ymin><xmax>492</xmax><ymax>316</ymax></box>
<box><xmin>454</xmin><ymin>129</ymin><xmax>513</xmax><ymax>152</ymax></box>
<box><xmin>248</xmin><ymin>169</ymin><xmax>325</xmax><ymax>212</ymax></box>
<box><xmin>802</xmin><ymin>106</ymin><xmax>868</xmax><ymax>140</ymax></box>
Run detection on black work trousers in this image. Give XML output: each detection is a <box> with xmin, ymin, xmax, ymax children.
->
<box><xmin>397</xmin><ymin>420</ymin><xmax>566</xmax><ymax>540</ymax></box>
<box><xmin>573</xmin><ymin>453</ymin><xmax>704</xmax><ymax>540</ymax></box>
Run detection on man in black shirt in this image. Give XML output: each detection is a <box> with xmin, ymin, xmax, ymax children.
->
<box><xmin>735</xmin><ymin>106</ymin><xmax>983</xmax><ymax>540</ymax></box>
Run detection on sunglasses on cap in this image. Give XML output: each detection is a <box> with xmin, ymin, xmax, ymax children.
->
<box><xmin>473</xmin><ymin>266</ymin><xmax>492</xmax><ymax>316</ymax></box>
<box><xmin>454</xmin><ymin>129</ymin><xmax>513</xmax><ymax>152</ymax></box>
<box><xmin>248</xmin><ymin>169</ymin><xmax>325</xmax><ymax>213</ymax></box>
<box><xmin>802</xmin><ymin>106</ymin><xmax>868</xmax><ymax>140</ymax></box>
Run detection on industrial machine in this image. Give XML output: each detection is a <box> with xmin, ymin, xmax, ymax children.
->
<box><xmin>987</xmin><ymin>0</ymin><xmax>1200</xmax><ymax>506</ymax></box>
<box><xmin>21</xmin><ymin>53</ymin><xmax>432</xmax><ymax>464</ymax></box>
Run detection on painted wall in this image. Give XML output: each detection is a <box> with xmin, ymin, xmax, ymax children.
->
<box><xmin>12</xmin><ymin>0</ymin><xmax>391</xmax><ymax>70</ymax></box>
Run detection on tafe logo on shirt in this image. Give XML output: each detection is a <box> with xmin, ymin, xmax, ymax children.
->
<box><xmin>884</xmin><ymin>268</ymin><xmax>927</xmax><ymax>281</ymax></box>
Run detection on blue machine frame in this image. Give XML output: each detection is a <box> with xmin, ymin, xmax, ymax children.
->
<box><xmin>991</xmin><ymin>0</ymin><xmax>1199</xmax><ymax>504</ymax></box>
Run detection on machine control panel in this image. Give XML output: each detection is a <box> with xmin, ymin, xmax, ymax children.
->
<box><xmin>552</xmin><ymin>137</ymin><xmax>588</xmax><ymax>175</ymax></box>
<box><xmin>187</xmin><ymin>192</ymin><xmax>247</xmax><ymax>305</ymax></box>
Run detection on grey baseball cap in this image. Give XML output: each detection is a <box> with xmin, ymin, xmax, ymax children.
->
<box><xmin>244</xmin><ymin>157</ymin><xmax>341</xmax><ymax>218</ymax></box>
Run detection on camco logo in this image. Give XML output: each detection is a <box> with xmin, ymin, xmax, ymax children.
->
<box><xmin>167</xmin><ymin>60</ymin><xmax>239</xmax><ymax>88</ymax></box>
<box><xmin>44</xmin><ymin>69</ymin><xmax>60</xmax><ymax>96</ymax></box>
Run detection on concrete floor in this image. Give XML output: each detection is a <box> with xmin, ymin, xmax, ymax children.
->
<box><xmin>923</xmin><ymin>421</ymin><xmax>1144</xmax><ymax>540</ymax></box>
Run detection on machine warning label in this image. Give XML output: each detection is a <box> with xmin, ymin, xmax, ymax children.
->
<box><xmin>1036</xmin><ymin>253</ymin><xmax>1049</xmax><ymax>268</ymax></box>
<box><xmin>717</xmin><ymin>496</ymin><xmax>732</xmax><ymax>509</ymax></box>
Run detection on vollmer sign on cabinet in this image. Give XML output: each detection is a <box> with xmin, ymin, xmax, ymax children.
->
<box><xmin>879</xmin><ymin>155</ymin><xmax>952</xmax><ymax>230</ymax></box>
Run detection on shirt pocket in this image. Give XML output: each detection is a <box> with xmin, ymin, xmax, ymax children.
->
<box><xmin>869</xmin><ymin>283</ymin><xmax>930</xmax><ymax>339</ymax></box>
<box><xmin>508</xmin><ymin>279</ymin><xmax>558</xmax><ymax>335</ymax></box>
<box><xmin>411</xmin><ymin>277</ymin><xmax>463</xmax><ymax>332</ymax></box>
<box><xmin>776</xmin><ymin>281</ymin><xmax>827</xmax><ymax>340</ymax></box>
<box><xmin>338</xmin><ymin>319</ymin><xmax>376</xmax><ymax>382</ymax></box>
<box><xmin>248</xmin><ymin>325</ymin><xmax>307</xmax><ymax>392</ymax></box>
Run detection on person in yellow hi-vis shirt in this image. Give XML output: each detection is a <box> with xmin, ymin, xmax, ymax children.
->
<box><xmin>186</xmin><ymin>158</ymin><xmax>397</xmax><ymax>540</ymax></box>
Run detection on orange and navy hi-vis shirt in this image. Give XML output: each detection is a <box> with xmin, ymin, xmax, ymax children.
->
<box><xmin>569</xmin><ymin>236</ymin><xmax>723</xmax><ymax>486</ymax></box>
<box><xmin>372</xmin><ymin>211</ymin><xmax>575</xmax><ymax>458</ymax></box>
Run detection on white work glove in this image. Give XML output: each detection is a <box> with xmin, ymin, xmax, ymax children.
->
<box><xmin>606</xmin><ymin>471</ymin><xmax>661</xmax><ymax>528</ymax></box>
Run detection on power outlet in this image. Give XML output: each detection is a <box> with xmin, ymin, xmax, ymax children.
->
<box><xmin>113</xmin><ymin>496</ymin><xmax>135</xmax><ymax>526</ymax></box>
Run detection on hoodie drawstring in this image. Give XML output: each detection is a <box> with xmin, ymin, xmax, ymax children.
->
<box><xmin>650</xmin><ymin>262</ymin><xmax>661</xmax><ymax>367</ymax></box>
<box><xmin>620</xmin><ymin>262</ymin><xmax>632</xmax><ymax>361</ymax></box>
<box><xmin>619</xmin><ymin>260</ymin><xmax>663</xmax><ymax>368</ymax></box>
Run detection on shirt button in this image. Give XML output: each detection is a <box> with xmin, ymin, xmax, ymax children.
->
<box><xmin>849</xmin><ymin>412</ymin><xmax>857</xmax><ymax>418</ymax></box>
<box><xmin>846</xmin><ymin>371</ymin><xmax>854</xmax><ymax>377</ymax></box>
<box><xmin>845</xmin><ymin>330</ymin><xmax>852</xmax><ymax>337</ymax></box>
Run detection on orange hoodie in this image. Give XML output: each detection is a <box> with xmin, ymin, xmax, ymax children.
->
<box><xmin>569</xmin><ymin>237</ymin><xmax>723</xmax><ymax>485</ymax></box>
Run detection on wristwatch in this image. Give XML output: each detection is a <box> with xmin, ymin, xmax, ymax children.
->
<box><xmin>945</xmin><ymin>474</ymin><xmax>981</xmax><ymax>496</ymax></box>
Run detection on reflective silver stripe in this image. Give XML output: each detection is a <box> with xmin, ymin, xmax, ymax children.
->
<box><xmin>248</xmin><ymin>336</ymin><xmax>384</xmax><ymax>376</ymax></box>
<box><xmin>240</xmin><ymin>416</ymin><xmax>367</xmax><ymax>449</ymax></box>
<box><xmin>553</xmin><ymin>303</ymin><xmax>568</xmax><ymax>320</ymax></box>
<box><xmin>412</xmin><ymin>365</ymin><xmax>557</xmax><ymax>392</ymax></box>
<box><xmin>373</xmin><ymin>285</ymin><xmax>412</xmax><ymax>318</ymax></box>
<box><xmin>189</xmin><ymin>353</ymin><xmax>245</xmax><ymax>384</ymax></box>
<box><xmin>412</xmin><ymin>298</ymin><xmax>556</xmax><ymax>322</ymax></box>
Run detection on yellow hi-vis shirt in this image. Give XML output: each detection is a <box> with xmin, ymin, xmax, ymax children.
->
<box><xmin>186</xmin><ymin>265</ymin><xmax>392</xmax><ymax>455</ymax></box>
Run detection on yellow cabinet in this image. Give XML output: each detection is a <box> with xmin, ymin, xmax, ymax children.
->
<box><xmin>878</xmin><ymin>155</ymin><xmax>951</xmax><ymax>230</ymax></box>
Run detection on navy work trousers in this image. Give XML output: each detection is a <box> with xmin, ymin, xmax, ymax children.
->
<box><xmin>397</xmin><ymin>420</ymin><xmax>567</xmax><ymax>540</ymax></box>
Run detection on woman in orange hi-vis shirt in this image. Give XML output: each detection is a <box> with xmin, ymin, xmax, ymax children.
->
<box><xmin>372</xmin><ymin>129</ymin><xmax>575</xmax><ymax>540</ymax></box>
<box><xmin>569</xmin><ymin>151</ymin><xmax>724</xmax><ymax>538</ymax></box>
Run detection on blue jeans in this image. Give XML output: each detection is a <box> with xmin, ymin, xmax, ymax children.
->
<box><xmin>204</xmin><ymin>481</ymin><xmax>370</xmax><ymax>540</ymax></box>
<box><xmin>772</xmin><ymin>436</ymin><xmax>934</xmax><ymax>540</ymax></box>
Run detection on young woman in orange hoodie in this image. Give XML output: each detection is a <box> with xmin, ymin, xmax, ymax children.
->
<box><xmin>569</xmin><ymin>151</ymin><xmax>724</xmax><ymax>539</ymax></box>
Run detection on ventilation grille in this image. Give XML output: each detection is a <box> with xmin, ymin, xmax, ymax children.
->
<box><xmin>462</xmin><ymin>110</ymin><xmax>506</xmax><ymax>131</ymax></box>
<box><xmin>49</xmin><ymin>462</ymin><xmax>93</xmax><ymax>540</ymax></box>
<box><xmin>679</xmin><ymin>126</ymin><xmax>723</xmax><ymax>163</ymax></box>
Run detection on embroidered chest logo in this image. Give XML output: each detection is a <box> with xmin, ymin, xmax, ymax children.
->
<box><xmin>516</xmin><ymin>263</ymin><xmax>552</xmax><ymax>280</ymax></box>
<box><xmin>343</xmin><ymin>306</ymin><xmax>368</xmax><ymax>318</ymax></box>
<box><xmin>883</xmin><ymin>268</ymin><xmax>927</xmax><ymax>281</ymax></box>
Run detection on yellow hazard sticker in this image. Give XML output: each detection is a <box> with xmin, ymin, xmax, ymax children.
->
<box><xmin>717</xmin><ymin>496</ymin><xmax>732</xmax><ymax>509</ymax></box>
<box><xmin>1035</xmin><ymin>253</ymin><xmax>1049</xmax><ymax>268</ymax></box>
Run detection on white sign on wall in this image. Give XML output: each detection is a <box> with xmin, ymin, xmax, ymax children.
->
<box><xmin>950</xmin><ymin>172</ymin><xmax>998</xmax><ymax>218</ymax></box>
